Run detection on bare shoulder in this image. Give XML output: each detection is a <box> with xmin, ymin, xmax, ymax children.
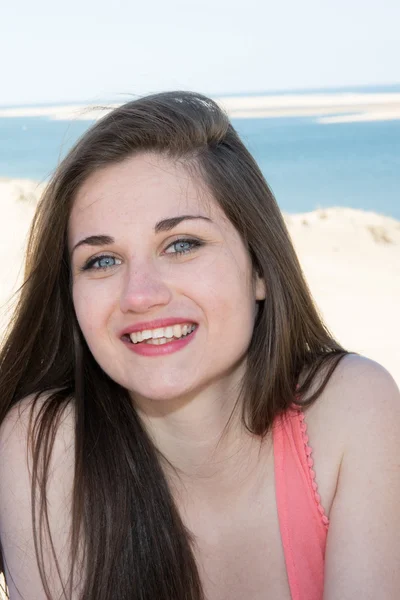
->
<box><xmin>304</xmin><ymin>353</ymin><xmax>400</xmax><ymax>442</ymax></box>
<box><xmin>307</xmin><ymin>355</ymin><xmax>400</xmax><ymax>597</ymax></box>
<box><xmin>0</xmin><ymin>392</ymin><xmax>76</xmax><ymax>599</ymax></box>
<box><xmin>0</xmin><ymin>389</ymin><xmax>76</xmax><ymax>512</ymax></box>
<box><xmin>0</xmin><ymin>391</ymin><xmax>75</xmax><ymax>477</ymax></box>
<box><xmin>298</xmin><ymin>354</ymin><xmax>400</xmax><ymax>523</ymax></box>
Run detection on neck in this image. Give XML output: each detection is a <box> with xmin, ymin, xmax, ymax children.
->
<box><xmin>132</xmin><ymin>375</ymin><xmax>271</xmax><ymax>504</ymax></box>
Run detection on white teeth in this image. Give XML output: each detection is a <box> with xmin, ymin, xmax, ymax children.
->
<box><xmin>129</xmin><ymin>323</ymin><xmax>196</xmax><ymax>344</ymax></box>
<box><xmin>173</xmin><ymin>324</ymin><xmax>182</xmax><ymax>338</ymax></box>
<box><xmin>145</xmin><ymin>337</ymin><xmax>167</xmax><ymax>345</ymax></box>
<box><xmin>164</xmin><ymin>326</ymin><xmax>174</xmax><ymax>339</ymax></box>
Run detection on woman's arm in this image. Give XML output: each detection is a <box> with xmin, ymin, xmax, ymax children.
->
<box><xmin>323</xmin><ymin>358</ymin><xmax>400</xmax><ymax>599</ymax></box>
<box><xmin>0</xmin><ymin>396</ymin><xmax>80</xmax><ymax>600</ymax></box>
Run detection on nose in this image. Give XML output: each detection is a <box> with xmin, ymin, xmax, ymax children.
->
<box><xmin>119</xmin><ymin>261</ymin><xmax>172</xmax><ymax>314</ymax></box>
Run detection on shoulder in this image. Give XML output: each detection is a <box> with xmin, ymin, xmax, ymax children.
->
<box><xmin>296</xmin><ymin>354</ymin><xmax>400</xmax><ymax>521</ymax></box>
<box><xmin>327</xmin><ymin>353</ymin><xmax>400</xmax><ymax>478</ymax></box>
<box><xmin>0</xmin><ymin>389</ymin><xmax>76</xmax><ymax>519</ymax></box>
<box><xmin>0</xmin><ymin>391</ymin><xmax>75</xmax><ymax>472</ymax></box>
<box><xmin>310</xmin><ymin>356</ymin><xmax>400</xmax><ymax>595</ymax></box>
<box><xmin>304</xmin><ymin>353</ymin><xmax>400</xmax><ymax>442</ymax></box>
<box><xmin>0</xmin><ymin>392</ymin><xmax>76</xmax><ymax>598</ymax></box>
<box><xmin>324</xmin><ymin>352</ymin><xmax>399</xmax><ymax>400</ymax></box>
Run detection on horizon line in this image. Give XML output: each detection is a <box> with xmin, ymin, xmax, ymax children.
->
<box><xmin>1</xmin><ymin>81</ymin><xmax>400</xmax><ymax>110</ymax></box>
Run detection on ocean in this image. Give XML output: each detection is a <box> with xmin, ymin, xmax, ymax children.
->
<box><xmin>1</xmin><ymin>95</ymin><xmax>399</xmax><ymax>220</ymax></box>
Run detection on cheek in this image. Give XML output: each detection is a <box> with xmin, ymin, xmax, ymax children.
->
<box><xmin>72</xmin><ymin>282</ymin><xmax>114</xmax><ymax>343</ymax></box>
<box><xmin>197</xmin><ymin>256</ymin><xmax>255</xmax><ymax>331</ymax></box>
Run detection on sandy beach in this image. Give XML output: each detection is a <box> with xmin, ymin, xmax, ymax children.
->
<box><xmin>1</xmin><ymin>92</ymin><xmax>400</xmax><ymax>123</ymax></box>
<box><xmin>1</xmin><ymin>178</ymin><xmax>399</xmax><ymax>388</ymax></box>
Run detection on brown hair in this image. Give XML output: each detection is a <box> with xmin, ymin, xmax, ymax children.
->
<box><xmin>0</xmin><ymin>91</ymin><xmax>348</xmax><ymax>599</ymax></box>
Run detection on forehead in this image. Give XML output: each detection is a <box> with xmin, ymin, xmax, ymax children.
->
<box><xmin>68</xmin><ymin>153</ymin><xmax>225</xmax><ymax>238</ymax></box>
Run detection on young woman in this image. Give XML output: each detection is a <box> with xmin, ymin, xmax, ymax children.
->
<box><xmin>0</xmin><ymin>91</ymin><xmax>399</xmax><ymax>600</ymax></box>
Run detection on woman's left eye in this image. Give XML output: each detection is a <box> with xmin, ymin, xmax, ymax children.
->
<box><xmin>164</xmin><ymin>238</ymin><xmax>203</xmax><ymax>257</ymax></box>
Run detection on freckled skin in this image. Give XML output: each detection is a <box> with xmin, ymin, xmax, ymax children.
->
<box><xmin>68</xmin><ymin>153</ymin><xmax>266</xmax><ymax>411</ymax></box>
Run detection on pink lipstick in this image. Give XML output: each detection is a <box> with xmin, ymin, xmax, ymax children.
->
<box><xmin>122</xmin><ymin>324</ymin><xmax>198</xmax><ymax>357</ymax></box>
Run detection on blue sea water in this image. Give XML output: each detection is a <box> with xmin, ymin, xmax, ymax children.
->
<box><xmin>236</xmin><ymin>117</ymin><xmax>400</xmax><ymax>219</ymax></box>
<box><xmin>0</xmin><ymin>100</ymin><xmax>399</xmax><ymax>220</ymax></box>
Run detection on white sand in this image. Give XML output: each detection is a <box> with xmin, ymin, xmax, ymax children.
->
<box><xmin>286</xmin><ymin>208</ymin><xmax>400</xmax><ymax>386</ymax></box>
<box><xmin>0</xmin><ymin>179</ymin><xmax>399</xmax><ymax>387</ymax></box>
<box><xmin>0</xmin><ymin>179</ymin><xmax>45</xmax><ymax>330</ymax></box>
<box><xmin>218</xmin><ymin>92</ymin><xmax>400</xmax><ymax>122</ymax></box>
<box><xmin>1</xmin><ymin>92</ymin><xmax>400</xmax><ymax>123</ymax></box>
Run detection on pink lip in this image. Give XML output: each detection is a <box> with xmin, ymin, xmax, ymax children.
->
<box><xmin>122</xmin><ymin>324</ymin><xmax>198</xmax><ymax>357</ymax></box>
<box><xmin>120</xmin><ymin>317</ymin><xmax>198</xmax><ymax>337</ymax></box>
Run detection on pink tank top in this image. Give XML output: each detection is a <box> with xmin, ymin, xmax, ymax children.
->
<box><xmin>273</xmin><ymin>407</ymin><xmax>329</xmax><ymax>600</ymax></box>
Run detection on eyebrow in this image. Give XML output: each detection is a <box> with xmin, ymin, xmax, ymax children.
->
<box><xmin>71</xmin><ymin>215</ymin><xmax>212</xmax><ymax>254</ymax></box>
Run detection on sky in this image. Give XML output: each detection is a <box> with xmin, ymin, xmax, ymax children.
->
<box><xmin>1</xmin><ymin>0</ymin><xmax>399</xmax><ymax>106</ymax></box>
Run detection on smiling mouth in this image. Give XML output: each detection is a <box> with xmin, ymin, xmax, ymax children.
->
<box><xmin>123</xmin><ymin>324</ymin><xmax>198</xmax><ymax>346</ymax></box>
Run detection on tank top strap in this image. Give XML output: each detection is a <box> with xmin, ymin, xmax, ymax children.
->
<box><xmin>273</xmin><ymin>406</ymin><xmax>329</xmax><ymax>600</ymax></box>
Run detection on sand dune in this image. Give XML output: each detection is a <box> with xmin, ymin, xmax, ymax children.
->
<box><xmin>0</xmin><ymin>179</ymin><xmax>399</xmax><ymax>387</ymax></box>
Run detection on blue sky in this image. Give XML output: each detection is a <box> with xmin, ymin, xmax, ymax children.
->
<box><xmin>1</xmin><ymin>0</ymin><xmax>399</xmax><ymax>106</ymax></box>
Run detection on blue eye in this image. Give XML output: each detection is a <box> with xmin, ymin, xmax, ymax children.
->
<box><xmin>82</xmin><ymin>255</ymin><xmax>122</xmax><ymax>271</ymax></box>
<box><xmin>81</xmin><ymin>238</ymin><xmax>202</xmax><ymax>272</ymax></box>
<box><xmin>165</xmin><ymin>238</ymin><xmax>202</xmax><ymax>256</ymax></box>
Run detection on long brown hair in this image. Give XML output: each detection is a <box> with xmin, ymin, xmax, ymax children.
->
<box><xmin>0</xmin><ymin>91</ymin><xmax>348</xmax><ymax>599</ymax></box>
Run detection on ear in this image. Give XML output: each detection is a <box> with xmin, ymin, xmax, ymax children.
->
<box><xmin>254</xmin><ymin>271</ymin><xmax>266</xmax><ymax>301</ymax></box>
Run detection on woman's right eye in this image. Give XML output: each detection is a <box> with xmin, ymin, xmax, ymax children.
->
<box><xmin>82</xmin><ymin>255</ymin><xmax>122</xmax><ymax>271</ymax></box>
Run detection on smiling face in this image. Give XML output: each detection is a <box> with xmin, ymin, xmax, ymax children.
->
<box><xmin>68</xmin><ymin>153</ymin><xmax>266</xmax><ymax>408</ymax></box>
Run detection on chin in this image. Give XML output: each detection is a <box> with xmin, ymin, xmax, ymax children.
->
<box><xmin>113</xmin><ymin>373</ymin><xmax>194</xmax><ymax>404</ymax></box>
<box><xmin>135</xmin><ymin>382</ymin><xmax>196</xmax><ymax>402</ymax></box>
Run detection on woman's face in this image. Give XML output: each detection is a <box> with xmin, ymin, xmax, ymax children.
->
<box><xmin>68</xmin><ymin>153</ymin><xmax>266</xmax><ymax>405</ymax></box>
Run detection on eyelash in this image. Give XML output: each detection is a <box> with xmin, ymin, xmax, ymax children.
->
<box><xmin>81</xmin><ymin>238</ymin><xmax>203</xmax><ymax>271</ymax></box>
